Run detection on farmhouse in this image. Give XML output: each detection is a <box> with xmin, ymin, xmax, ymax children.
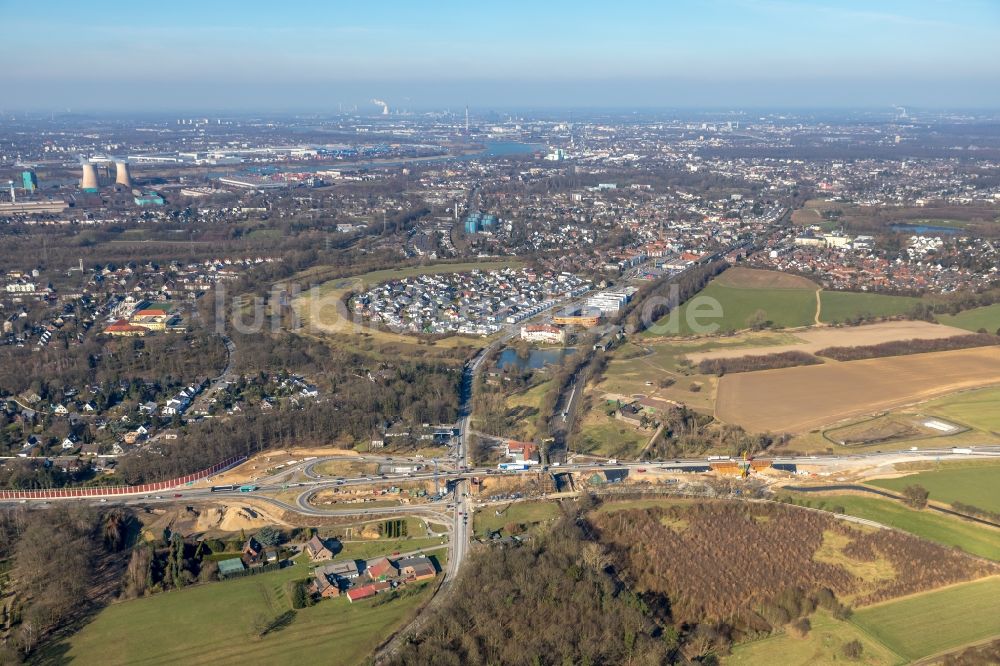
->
<box><xmin>346</xmin><ymin>581</ymin><xmax>391</xmax><ymax>603</ymax></box>
<box><xmin>304</xmin><ymin>535</ymin><xmax>334</xmax><ymax>561</ymax></box>
<box><xmin>318</xmin><ymin>559</ymin><xmax>360</xmax><ymax>581</ymax></box>
<box><xmin>242</xmin><ymin>537</ymin><xmax>263</xmax><ymax>564</ymax></box>
<box><xmin>366</xmin><ymin>557</ymin><xmax>398</xmax><ymax>581</ymax></box>
<box><xmin>311</xmin><ymin>573</ymin><xmax>340</xmax><ymax>598</ymax></box>
<box><xmin>397</xmin><ymin>556</ymin><xmax>437</xmax><ymax>582</ymax></box>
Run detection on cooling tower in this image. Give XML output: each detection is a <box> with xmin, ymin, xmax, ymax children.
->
<box><xmin>115</xmin><ymin>161</ymin><xmax>133</xmax><ymax>188</ymax></box>
<box><xmin>80</xmin><ymin>162</ymin><xmax>99</xmax><ymax>191</ymax></box>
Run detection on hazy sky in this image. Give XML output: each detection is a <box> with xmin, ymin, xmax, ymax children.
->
<box><xmin>3</xmin><ymin>0</ymin><xmax>999</xmax><ymax>111</ymax></box>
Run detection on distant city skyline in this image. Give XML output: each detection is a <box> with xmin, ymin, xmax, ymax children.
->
<box><xmin>3</xmin><ymin>0</ymin><xmax>999</xmax><ymax>111</ymax></box>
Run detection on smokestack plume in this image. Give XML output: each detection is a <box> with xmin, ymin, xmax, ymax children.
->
<box><xmin>115</xmin><ymin>160</ymin><xmax>133</xmax><ymax>188</ymax></box>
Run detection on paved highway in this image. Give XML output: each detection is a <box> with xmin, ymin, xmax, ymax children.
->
<box><xmin>10</xmin><ymin>447</ymin><xmax>998</xmax><ymax>510</ymax></box>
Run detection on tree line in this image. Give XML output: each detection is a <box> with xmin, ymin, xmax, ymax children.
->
<box><xmin>698</xmin><ymin>351</ymin><xmax>821</xmax><ymax>375</ymax></box>
<box><xmin>816</xmin><ymin>333</ymin><xmax>1000</xmax><ymax>362</ymax></box>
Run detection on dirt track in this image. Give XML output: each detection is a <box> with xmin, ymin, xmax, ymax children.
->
<box><xmin>688</xmin><ymin>321</ymin><xmax>969</xmax><ymax>363</ymax></box>
<box><xmin>716</xmin><ymin>346</ymin><xmax>1000</xmax><ymax>433</ymax></box>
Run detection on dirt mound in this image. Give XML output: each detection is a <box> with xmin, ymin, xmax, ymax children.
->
<box><xmin>191</xmin><ymin>503</ymin><xmax>287</xmax><ymax>533</ymax></box>
<box><xmin>360</xmin><ymin>524</ymin><xmax>382</xmax><ymax>539</ymax></box>
<box><xmin>194</xmin><ymin>507</ymin><xmax>224</xmax><ymax>532</ymax></box>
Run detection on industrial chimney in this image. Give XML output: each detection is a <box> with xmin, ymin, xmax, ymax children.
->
<box><xmin>80</xmin><ymin>161</ymin><xmax>99</xmax><ymax>191</ymax></box>
<box><xmin>114</xmin><ymin>160</ymin><xmax>133</xmax><ymax>188</ymax></box>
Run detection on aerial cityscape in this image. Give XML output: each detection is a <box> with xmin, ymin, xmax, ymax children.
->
<box><xmin>2</xmin><ymin>1</ymin><xmax>1000</xmax><ymax>665</ymax></box>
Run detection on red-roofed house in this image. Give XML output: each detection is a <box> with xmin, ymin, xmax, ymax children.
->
<box><xmin>505</xmin><ymin>440</ymin><xmax>539</xmax><ymax>464</ymax></box>
<box><xmin>366</xmin><ymin>557</ymin><xmax>397</xmax><ymax>581</ymax></box>
<box><xmin>346</xmin><ymin>581</ymin><xmax>390</xmax><ymax>603</ymax></box>
<box><xmin>104</xmin><ymin>320</ymin><xmax>148</xmax><ymax>337</ymax></box>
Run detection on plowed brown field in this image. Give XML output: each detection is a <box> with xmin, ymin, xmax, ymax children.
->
<box><xmin>716</xmin><ymin>346</ymin><xmax>1000</xmax><ymax>433</ymax></box>
<box><xmin>688</xmin><ymin>321</ymin><xmax>969</xmax><ymax>363</ymax></box>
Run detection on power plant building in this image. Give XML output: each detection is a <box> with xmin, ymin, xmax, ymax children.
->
<box><xmin>21</xmin><ymin>170</ymin><xmax>37</xmax><ymax>192</ymax></box>
<box><xmin>464</xmin><ymin>211</ymin><xmax>497</xmax><ymax>234</ymax></box>
<box><xmin>80</xmin><ymin>162</ymin><xmax>99</xmax><ymax>192</ymax></box>
<box><xmin>115</xmin><ymin>161</ymin><xmax>133</xmax><ymax>188</ymax></box>
<box><xmin>134</xmin><ymin>190</ymin><xmax>165</xmax><ymax>206</ymax></box>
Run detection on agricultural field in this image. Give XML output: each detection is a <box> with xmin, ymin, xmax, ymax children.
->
<box><xmin>727</xmin><ymin>609</ymin><xmax>904</xmax><ymax>666</ymax></box>
<box><xmin>818</xmin><ymin>291</ymin><xmax>921</xmax><ymax>324</ymax></box>
<box><xmin>779</xmin><ymin>493</ymin><xmax>1000</xmax><ymax>561</ymax></box>
<box><xmin>473</xmin><ymin>500</ymin><xmax>561</xmax><ymax>537</ymax></box>
<box><xmin>937</xmin><ymin>303</ymin><xmax>1000</xmax><ymax>333</ymax></box>
<box><xmin>866</xmin><ymin>461</ymin><xmax>1000</xmax><ymax>513</ymax></box>
<box><xmin>63</xmin><ymin>555</ymin><xmax>436</xmax><ymax>666</ymax></box>
<box><xmin>716</xmin><ymin>346</ymin><xmax>1000</xmax><ymax>433</ymax></box>
<box><xmin>851</xmin><ymin>577</ymin><xmax>1000</xmax><ymax>662</ymax></box>
<box><xmin>685</xmin><ymin>320</ymin><xmax>965</xmax><ymax>364</ymax></box>
<box><xmin>649</xmin><ymin>269</ymin><xmax>818</xmax><ymax>335</ymax></box>
<box><xmin>714</xmin><ymin>267</ymin><xmax>820</xmax><ymax>291</ymax></box>
<box><xmin>595</xmin><ymin>333</ymin><xmax>801</xmax><ymax>414</ymax></box>
<box><xmin>920</xmin><ymin>385</ymin><xmax>1000</xmax><ymax>433</ymax></box>
<box><xmin>645</xmin><ymin>266</ymin><xmax>930</xmax><ymax>336</ymax></box>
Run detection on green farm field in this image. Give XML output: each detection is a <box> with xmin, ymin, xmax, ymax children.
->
<box><xmin>64</xmin><ymin>555</ymin><xmax>436</xmax><ymax>666</ymax></box>
<box><xmin>818</xmin><ymin>291</ymin><xmax>921</xmax><ymax>324</ymax></box>
<box><xmin>653</xmin><ymin>280</ymin><xmax>817</xmax><ymax>335</ymax></box>
<box><xmin>728</xmin><ymin>609</ymin><xmax>904</xmax><ymax>666</ymax></box>
<box><xmin>867</xmin><ymin>461</ymin><xmax>1000</xmax><ymax>513</ymax></box>
<box><xmin>851</xmin><ymin>577</ymin><xmax>1000</xmax><ymax>662</ymax></box>
<box><xmin>937</xmin><ymin>303</ymin><xmax>1000</xmax><ymax>333</ymax></box>
<box><xmin>781</xmin><ymin>493</ymin><xmax>1000</xmax><ymax>561</ymax></box>
<box><xmin>921</xmin><ymin>386</ymin><xmax>1000</xmax><ymax>432</ymax></box>
<box><xmin>646</xmin><ymin>268</ymin><xmax>926</xmax><ymax>336</ymax></box>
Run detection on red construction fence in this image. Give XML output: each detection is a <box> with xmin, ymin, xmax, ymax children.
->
<box><xmin>0</xmin><ymin>455</ymin><xmax>247</xmax><ymax>500</ymax></box>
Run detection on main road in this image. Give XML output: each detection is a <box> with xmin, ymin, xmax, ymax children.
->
<box><xmin>14</xmin><ymin>447</ymin><xmax>994</xmax><ymax>511</ymax></box>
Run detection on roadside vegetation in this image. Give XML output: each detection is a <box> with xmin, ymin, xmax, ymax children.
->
<box><xmin>866</xmin><ymin>460</ymin><xmax>1000</xmax><ymax>514</ymax></box>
